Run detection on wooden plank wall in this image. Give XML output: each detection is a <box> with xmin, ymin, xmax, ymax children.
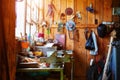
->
<box><xmin>39</xmin><ymin>0</ymin><xmax>112</xmax><ymax>80</ymax></box>
<box><xmin>0</xmin><ymin>0</ymin><xmax>113</xmax><ymax>80</ymax></box>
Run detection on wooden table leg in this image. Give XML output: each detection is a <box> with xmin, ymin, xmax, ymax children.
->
<box><xmin>60</xmin><ymin>69</ymin><xmax>63</xmax><ymax>80</ymax></box>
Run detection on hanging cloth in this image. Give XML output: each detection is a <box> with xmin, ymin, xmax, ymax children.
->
<box><xmin>66</xmin><ymin>20</ymin><xmax>76</xmax><ymax>40</ymax></box>
<box><xmin>90</xmin><ymin>31</ymin><xmax>98</xmax><ymax>55</ymax></box>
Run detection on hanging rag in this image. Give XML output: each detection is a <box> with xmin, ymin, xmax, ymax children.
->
<box><xmin>66</xmin><ymin>20</ymin><xmax>76</xmax><ymax>40</ymax></box>
<box><xmin>90</xmin><ymin>31</ymin><xmax>98</xmax><ymax>55</ymax></box>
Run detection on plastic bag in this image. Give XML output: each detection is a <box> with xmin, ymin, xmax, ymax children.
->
<box><xmin>85</xmin><ymin>31</ymin><xmax>95</xmax><ymax>50</ymax></box>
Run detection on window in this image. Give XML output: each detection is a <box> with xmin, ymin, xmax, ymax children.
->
<box><xmin>15</xmin><ymin>1</ymin><xmax>25</xmax><ymax>37</ymax></box>
<box><xmin>15</xmin><ymin>0</ymin><xmax>43</xmax><ymax>39</ymax></box>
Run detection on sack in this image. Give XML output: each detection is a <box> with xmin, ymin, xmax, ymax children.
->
<box><xmin>97</xmin><ymin>23</ymin><xmax>107</xmax><ymax>38</ymax></box>
<box><xmin>85</xmin><ymin>31</ymin><xmax>95</xmax><ymax>50</ymax></box>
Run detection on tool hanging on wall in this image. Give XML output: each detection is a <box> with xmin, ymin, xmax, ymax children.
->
<box><xmin>57</xmin><ymin>13</ymin><xmax>66</xmax><ymax>33</ymax></box>
<box><xmin>76</xmin><ymin>11</ymin><xmax>82</xmax><ymax>20</ymax></box>
<box><xmin>65</xmin><ymin>7</ymin><xmax>73</xmax><ymax>16</ymax></box>
<box><xmin>46</xmin><ymin>0</ymin><xmax>56</xmax><ymax>24</ymax></box>
<box><xmin>57</xmin><ymin>21</ymin><xmax>64</xmax><ymax>32</ymax></box>
<box><xmin>46</xmin><ymin>0</ymin><xmax>58</xmax><ymax>39</ymax></box>
<box><xmin>60</xmin><ymin>13</ymin><xmax>66</xmax><ymax>21</ymax></box>
<box><xmin>66</xmin><ymin>19</ymin><xmax>76</xmax><ymax>40</ymax></box>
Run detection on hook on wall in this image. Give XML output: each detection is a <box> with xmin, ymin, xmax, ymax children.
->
<box><xmin>84</xmin><ymin>28</ymin><xmax>93</xmax><ymax>40</ymax></box>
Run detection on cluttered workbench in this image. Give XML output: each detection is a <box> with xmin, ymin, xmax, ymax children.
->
<box><xmin>16</xmin><ymin>45</ymin><xmax>73</xmax><ymax>80</ymax></box>
<box><xmin>16</xmin><ymin>33</ymin><xmax>74</xmax><ymax>80</ymax></box>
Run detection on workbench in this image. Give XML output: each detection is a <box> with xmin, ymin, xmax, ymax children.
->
<box><xmin>17</xmin><ymin>50</ymin><xmax>73</xmax><ymax>80</ymax></box>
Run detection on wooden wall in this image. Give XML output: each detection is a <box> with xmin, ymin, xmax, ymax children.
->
<box><xmin>0</xmin><ymin>0</ymin><xmax>113</xmax><ymax>80</ymax></box>
<box><xmin>73</xmin><ymin>0</ymin><xmax>112</xmax><ymax>80</ymax></box>
<box><xmin>39</xmin><ymin>0</ymin><xmax>112</xmax><ymax>80</ymax></box>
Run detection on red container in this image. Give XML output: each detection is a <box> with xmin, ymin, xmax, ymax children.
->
<box><xmin>38</xmin><ymin>33</ymin><xmax>44</xmax><ymax>38</ymax></box>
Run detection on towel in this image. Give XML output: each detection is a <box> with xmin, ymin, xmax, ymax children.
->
<box><xmin>90</xmin><ymin>31</ymin><xmax>98</xmax><ymax>55</ymax></box>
